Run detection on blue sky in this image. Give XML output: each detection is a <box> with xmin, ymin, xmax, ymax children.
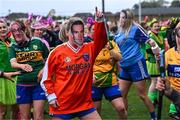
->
<box><xmin>0</xmin><ymin>0</ymin><xmax>173</xmax><ymax>17</ymax></box>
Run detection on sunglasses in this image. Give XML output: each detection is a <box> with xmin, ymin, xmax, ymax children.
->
<box><xmin>0</xmin><ymin>26</ymin><xmax>7</xmax><ymax>29</ymax></box>
<box><xmin>11</xmin><ymin>28</ymin><xmax>22</xmax><ymax>33</ymax></box>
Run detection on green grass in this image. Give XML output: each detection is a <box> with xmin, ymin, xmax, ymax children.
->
<box><xmin>5</xmin><ymin>81</ymin><xmax>171</xmax><ymax>120</ymax></box>
<box><xmin>100</xmin><ymin>82</ymin><xmax>171</xmax><ymax>120</ymax></box>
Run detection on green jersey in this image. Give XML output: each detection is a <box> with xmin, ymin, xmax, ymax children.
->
<box><xmin>146</xmin><ymin>31</ymin><xmax>164</xmax><ymax>63</ymax></box>
<box><xmin>0</xmin><ymin>37</ymin><xmax>16</xmax><ymax>72</ymax></box>
<box><xmin>9</xmin><ymin>38</ymin><xmax>49</xmax><ymax>85</ymax></box>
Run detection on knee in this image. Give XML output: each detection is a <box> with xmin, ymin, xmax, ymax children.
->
<box><xmin>34</xmin><ymin>114</ymin><xmax>43</xmax><ymax>120</ymax></box>
<box><xmin>20</xmin><ymin>113</ymin><xmax>30</xmax><ymax>120</ymax></box>
<box><xmin>34</xmin><ymin>117</ymin><xmax>43</xmax><ymax>120</ymax></box>
<box><xmin>115</xmin><ymin>104</ymin><xmax>126</xmax><ymax>113</ymax></box>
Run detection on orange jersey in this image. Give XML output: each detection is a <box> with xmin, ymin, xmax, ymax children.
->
<box><xmin>41</xmin><ymin>22</ymin><xmax>107</xmax><ymax>114</ymax></box>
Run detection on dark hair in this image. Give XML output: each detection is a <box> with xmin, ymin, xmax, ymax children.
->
<box><xmin>10</xmin><ymin>20</ymin><xmax>26</xmax><ymax>32</ymax></box>
<box><xmin>121</xmin><ymin>9</ymin><xmax>134</xmax><ymax>20</ymax></box>
<box><xmin>66</xmin><ymin>17</ymin><xmax>84</xmax><ymax>33</ymax></box>
<box><xmin>10</xmin><ymin>20</ymin><xmax>32</xmax><ymax>39</ymax></box>
<box><xmin>110</xmin><ymin>26</ymin><xmax>118</xmax><ymax>34</ymax></box>
<box><xmin>15</xmin><ymin>20</ymin><xmax>26</xmax><ymax>31</ymax></box>
<box><xmin>121</xmin><ymin>10</ymin><xmax>127</xmax><ymax>19</ymax></box>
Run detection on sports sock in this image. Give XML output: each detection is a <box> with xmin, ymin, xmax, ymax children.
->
<box><xmin>169</xmin><ymin>103</ymin><xmax>177</xmax><ymax>114</ymax></box>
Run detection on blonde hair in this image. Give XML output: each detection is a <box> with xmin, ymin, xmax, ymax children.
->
<box><xmin>0</xmin><ymin>18</ymin><xmax>7</xmax><ymax>26</ymax></box>
<box><xmin>120</xmin><ymin>9</ymin><xmax>134</xmax><ymax>37</ymax></box>
<box><xmin>59</xmin><ymin>20</ymin><xmax>69</xmax><ymax>42</ymax></box>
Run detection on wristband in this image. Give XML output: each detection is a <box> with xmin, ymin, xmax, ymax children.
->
<box><xmin>49</xmin><ymin>98</ymin><xmax>56</xmax><ymax>103</ymax></box>
<box><xmin>0</xmin><ymin>71</ymin><xmax>4</xmax><ymax>77</ymax></box>
<box><xmin>151</xmin><ymin>44</ymin><xmax>160</xmax><ymax>55</ymax></box>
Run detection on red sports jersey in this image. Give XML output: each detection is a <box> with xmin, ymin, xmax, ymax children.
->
<box><xmin>41</xmin><ymin>22</ymin><xmax>107</xmax><ymax>114</ymax></box>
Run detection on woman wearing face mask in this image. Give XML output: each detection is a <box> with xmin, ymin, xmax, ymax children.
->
<box><xmin>0</xmin><ymin>19</ymin><xmax>20</xmax><ymax>120</ymax></box>
<box><xmin>146</xmin><ymin>19</ymin><xmax>165</xmax><ymax>107</ymax></box>
<box><xmin>114</xmin><ymin>9</ymin><xmax>159</xmax><ymax>120</ymax></box>
<box><xmin>40</xmin><ymin>10</ymin><xmax>107</xmax><ymax>120</ymax></box>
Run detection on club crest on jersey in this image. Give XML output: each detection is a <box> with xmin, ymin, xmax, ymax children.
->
<box><xmin>83</xmin><ymin>53</ymin><xmax>89</xmax><ymax>61</ymax></box>
<box><xmin>64</xmin><ymin>57</ymin><xmax>71</xmax><ymax>62</ymax></box>
<box><xmin>33</xmin><ymin>45</ymin><xmax>38</xmax><ymax>50</ymax></box>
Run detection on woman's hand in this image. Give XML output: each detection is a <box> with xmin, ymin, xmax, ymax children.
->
<box><xmin>95</xmin><ymin>7</ymin><xmax>104</xmax><ymax>22</ymax></box>
<box><xmin>49</xmin><ymin>99</ymin><xmax>59</xmax><ymax>108</ymax></box>
<box><xmin>156</xmin><ymin>77</ymin><xmax>166</xmax><ymax>91</ymax></box>
<box><xmin>3</xmin><ymin>71</ymin><xmax>21</xmax><ymax>81</ymax></box>
<box><xmin>20</xmin><ymin>64</ymin><xmax>33</xmax><ymax>72</ymax></box>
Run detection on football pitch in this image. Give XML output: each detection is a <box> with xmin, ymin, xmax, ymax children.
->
<box><xmin>5</xmin><ymin>81</ymin><xmax>171</xmax><ymax>120</ymax></box>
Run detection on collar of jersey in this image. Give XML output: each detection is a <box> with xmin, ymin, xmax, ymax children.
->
<box><xmin>67</xmin><ymin>41</ymin><xmax>83</xmax><ymax>53</ymax></box>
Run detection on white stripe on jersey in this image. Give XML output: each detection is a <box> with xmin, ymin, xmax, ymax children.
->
<box><xmin>134</xmin><ymin>22</ymin><xmax>149</xmax><ymax>37</ymax></box>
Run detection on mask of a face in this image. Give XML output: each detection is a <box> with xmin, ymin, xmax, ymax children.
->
<box><xmin>74</xmin><ymin>39</ymin><xmax>83</xmax><ymax>46</ymax></box>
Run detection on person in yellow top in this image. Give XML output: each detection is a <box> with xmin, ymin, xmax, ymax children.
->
<box><xmin>92</xmin><ymin>40</ymin><xmax>127</xmax><ymax>120</ymax></box>
<box><xmin>156</xmin><ymin>22</ymin><xmax>180</xmax><ymax>119</ymax></box>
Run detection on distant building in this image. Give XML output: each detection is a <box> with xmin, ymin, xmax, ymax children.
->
<box><xmin>74</xmin><ymin>7</ymin><xmax>180</xmax><ymax>23</ymax></box>
<box><xmin>5</xmin><ymin>7</ymin><xmax>180</xmax><ymax>23</ymax></box>
<box><xmin>133</xmin><ymin>7</ymin><xmax>180</xmax><ymax>20</ymax></box>
<box><xmin>73</xmin><ymin>12</ymin><xmax>93</xmax><ymax>23</ymax></box>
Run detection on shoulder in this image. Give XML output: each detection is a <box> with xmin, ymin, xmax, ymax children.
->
<box><xmin>134</xmin><ymin>25</ymin><xmax>146</xmax><ymax>34</ymax></box>
<box><xmin>50</xmin><ymin>42</ymin><xmax>67</xmax><ymax>54</ymax></box>
<box><xmin>114</xmin><ymin>32</ymin><xmax>123</xmax><ymax>40</ymax></box>
<box><xmin>110</xmin><ymin>40</ymin><xmax>116</xmax><ymax>46</ymax></box>
<box><xmin>31</xmin><ymin>37</ymin><xmax>42</xmax><ymax>43</ymax></box>
<box><xmin>131</xmin><ymin>24</ymin><xmax>139</xmax><ymax>30</ymax></box>
<box><xmin>84</xmin><ymin>41</ymin><xmax>93</xmax><ymax>46</ymax></box>
<box><xmin>166</xmin><ymin>47</ymin><xmax>175</xmax><ymax>55</ymax></box>
<box><xmin>10</xmin><ymin>42</ymin><xmax>17</xmax><ymax>48</ymax></box>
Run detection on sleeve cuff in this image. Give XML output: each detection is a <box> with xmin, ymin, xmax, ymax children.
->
<box><xmin>47</xmin><ymin>93</ymin><xmax>57</xmax><ymax>102</ymax></box>
<box><xmin>145</xmin><ymin>39</ymin><xmax>150</xmax><ymax>43</ymax></box>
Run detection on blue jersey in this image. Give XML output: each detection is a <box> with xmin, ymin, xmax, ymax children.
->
<box><xmin>115</xmin><ymin>25</ymin><xmax>149</xmax><ymax>67</ymax></box>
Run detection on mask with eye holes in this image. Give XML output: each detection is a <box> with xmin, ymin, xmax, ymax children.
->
<box><xmin>67</xmin><ymin>17</ymin><xmax>85</xmax><ymax>46</ymax></box>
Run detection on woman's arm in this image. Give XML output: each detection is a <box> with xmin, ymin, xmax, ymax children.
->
<box><xmin>10</xmin><ymin>58</ymin><xmax>33</xmax><ymax>72</ymax></box>
<box><xmin>0</xmin><ymin>71</ymin><xmax>20</xmax><ymax>81</ymax></box>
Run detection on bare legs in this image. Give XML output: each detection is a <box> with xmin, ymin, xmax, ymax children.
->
<box><xmin>119</xmin><ymin>79</ymin><xmax>155</xmax><ymax>113</ymax></box>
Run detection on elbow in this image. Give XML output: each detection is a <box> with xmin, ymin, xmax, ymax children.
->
<box><xmin>10</xmin><ymin>62</ymin><xmax>16</xmax><ymax>69</ymax></box>
<box><xmin>117</xmin><ymin>56</ymin><xmax>122</xmax><ymax>61</ymax></box>
<box><xmin>116</xmin><ymin>53</ymin><xmax>122</xmax><ymax>61</ymax></box>
<box><xmin>10</xmin><ymin>58</ymin><xmax>18</xmax><ymax>69</ymax></box>
<box><xmin>114</xmin><ymin>54</ymin><xmax>122</xmax><ymax>61</ymax></box>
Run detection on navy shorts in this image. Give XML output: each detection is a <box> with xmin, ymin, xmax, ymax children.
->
<box><xmin>16</xmin><ymin>84</ymin><xmax>46</xmax><ymax>104</ymax></box>
<box><xmin>50</xmin><ymin>108</ymin><xmax>96</xmax><ymax>119</ymax></box>
<box><xmin>119</xmin><ymin>58</ymin><xmax>150</xmax><ymax>82</ymax></box>
<box><xmin>92</xmin><ymin>85</ymin><xmax>122</xmax><ymax>101</ymax></box>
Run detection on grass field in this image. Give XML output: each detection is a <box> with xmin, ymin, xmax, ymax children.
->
<box><xmin>5</xmin><ymin>80</ymin><xmax>172</xmax><ymax>120</ymax></box>
<box><xmin>100</xmin><ymin>81</ymin><xmax>171</xmax><ymax>120</ymax></box>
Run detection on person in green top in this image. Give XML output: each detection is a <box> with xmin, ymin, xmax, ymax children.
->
<box><xmin>146</xmin><ymin>19</ymin><xmax>165</xmax><ymax>107</ymax></box>
<box><xmin>0</xmin><ymin>19</ymin><xmax>20</xmax><ymax>120</ymax></box>
<box><xmin>9</xmin><ymin>21</ymin><xmax>49</xmax><ymax>120</ymax></box>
